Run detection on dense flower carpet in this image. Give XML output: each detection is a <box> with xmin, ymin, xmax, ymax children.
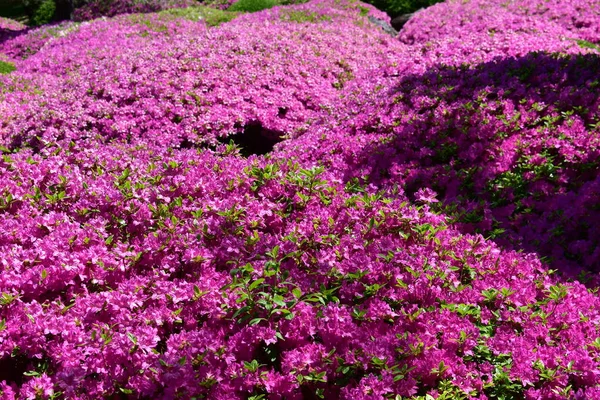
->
<box><xmin>0</xmin><ymin>0</ymin><xmax>599</xmax><ymax>398</ymax></box>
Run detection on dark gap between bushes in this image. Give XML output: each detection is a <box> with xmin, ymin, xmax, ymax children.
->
<box><xmin>217</xmin><ymin>121</ymin><xmax>284</xmax><ymax>157</ymax></box>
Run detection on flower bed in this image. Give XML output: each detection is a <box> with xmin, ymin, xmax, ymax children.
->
<box><xmin>0</xmin><ymin>1</ymin><xmax>397</xmax><ymax>152</ymax></box>
<box><xmin>0</xmin><ymin>16</ymin><xmax>26</xmax><ymax>31</ymax></box>
<box><xmin>0</xmin><ymin>0</ymin><xmax>599</xmax><ymax>398</ymax></box>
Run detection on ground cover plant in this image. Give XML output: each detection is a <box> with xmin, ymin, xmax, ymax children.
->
<box><xmin>0</xmin><ymin>0</ymin><xmax>599</xmax><ymax>398</ymax></box>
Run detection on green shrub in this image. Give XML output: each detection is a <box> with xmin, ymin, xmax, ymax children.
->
<box><xmin>161</xmin><ymin>6</ymin><xmax>240</xmax><ymax>26</ymax></box>
<box><xmin>32</xmin><ymin>0</ymin><xmax>56</xmax><ymax>25</ymax></box>
<box><xmin>227</xmin><ymin>0</ymin><xmax>278</xmax><ymax>13</ymax></box>
<box><xmin>361</xmin><ymin>0</ymin><xmax>443</xmax><ymax>17</ymax></box>
<box><xmin>275</xmin><ymin>0</ymin><xmax>309</xmax><ymax>4</ymax></box>
<box><xmin>22</xmin><ymin>0</ymin><xmax>57</xmax><ymax>26</ymax></box>
<box><xmin>0</xmin><ymin>61</ymin><xmax>16</xmax><ymax>74</ymax></box>
<box><xmin>279</xmin><ymin>10</ymin><xmax>332</xmax><ymax>23</ymax></box>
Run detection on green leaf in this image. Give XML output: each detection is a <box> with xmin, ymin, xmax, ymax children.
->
<box><xmin>589</xmin><ymin>338</ymin><xmax>600</xmax><ymax>349</ymax></box>
<box><xmin>193</xmin><ymin>285</ymin><xmax>208</xmax><ymax>300</ymax></box>
<box><xmin>248</xmin><ymin>278</ymin><xmax>265</xmax><ymax>291</ymax></box>
<box><xmin>547</xmin><ymin>284</ymin><xmax>568</xmax><ymax>301</ymax></box>
<box><xmin>244</xmin><ymin>359</ymin><xmax>261</xmax><ymax>372</ymax></box>
<box><xmin>292</xmin><ymin>287</ymin><xmax>302</xmax><ymax>299</ymax></box>
<box><xmin>273</xmin><ymin>294</ymin><xmax>286</xmax><ymax>307</ymax></box>
<box><xmin>127</xmin><ymin>332</ymin><xmax>138</xmax><ymax>345</ymax></box>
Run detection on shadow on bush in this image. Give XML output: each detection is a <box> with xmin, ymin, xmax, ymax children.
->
<box><xmin>344</xmin><ymin>52</ymin><xmax>600</xmax><ymax>281</ymax></box>
<box><xmin>0</xmin><ymin>26</ymin><xmax>30</xmax><ymax>50</ymax></box>
<box><xmin>217</xmin><ymin>121</ymin><xmax>285</xmax><ymax>157</ymax></box>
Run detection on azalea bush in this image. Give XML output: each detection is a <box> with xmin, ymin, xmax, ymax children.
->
<box><xmin>400</xmin><ymin>0</ymin><xmax>600</xmax><ymax>44</ymax></box>
<box><xmin>333</xmin><ymin>51</ymin><xmax>600</xmax><ymax>276</ymax></box>
<box><xmin>0</xmin><ymin>0</ymin><xmax>599</xmax><ymax>398</ymax></box>
<box><xmin>0</xmin><ymin>16</ymin><xmax>27</xmax><ymax>31</ymax></box>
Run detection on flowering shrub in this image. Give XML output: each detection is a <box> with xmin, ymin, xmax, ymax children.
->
<box><xmin>0</xmin><ymin>17</ymin><xmax>28</xmax><ymax>57</ymax></box>
<box><xmin>0</xmin><ymin>21</ymin><xmax>79</xmax><ymax>61</ymax></box>
<box><xmin>0</xmin><ymin>17</ymin><xmax>27</xmax><ymax>32</ymax></box>
<box><xmin>0</xmin><ymin>0</ymin><xmax>394</xmax><ymax>152</ymax></box>
<box><xmin>332</xmin><ymin>51</ymin><xmax>600</xmax><ymax>277</ymax></box>
<box><xmin>0</xmin><ymin>0</ymin><xmax>600</xmax><ymax>399</ymax></box>
<box><xmin>400</xmin><ymin>0</ymin><xmax>600</xmax><ymax>44</ymax></box>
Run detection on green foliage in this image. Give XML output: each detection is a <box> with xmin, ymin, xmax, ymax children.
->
<box><xmin>0</xmin><ymin>61</ymin><xmax>16</xmax><ymax>75</ymax></box>
<box><xmin>576</xmin><ymin>39</ymin><xmax>600</xmax><ymax>51</ymax></box>
<box><xmin>279</xmin><ymin>10</ymin><xmax>332</xmax><ymax>23</ymax></box>
<box><xmin>245</xmin><ymin>162</ymin><xmax>279</xmax><ymax>192</ymax></box>
<box><xmin>360</xmin><ymin>0</ymin><xmax>443</xmax><ymax>17</ymax></box>
<box><xmin>25</xmin><ymin>0</ymin><xmax>56</xmax><ymax>26</ymax></box>
<box><xmin>221</xmin><ymin>251</ymin><xmax>302</xmax><ymax>326</ymax></box>
<box><xmin>409</xmin><ymin>379</ymin><xmax>471</xmax><ymax>399</ymax></box>
<box><xmin>227</xmin><ymin>0</ymin><xmax>278</xmax><ymax>13</ymax></box>
<box><xmin>275</xmin><ymin>0</ymin><xmax>309</xmax><ymax>5</ymax></box>
<box><xmin>161</xmin><ymin>6</ymin><xmax>240</xmax><ymax>27</ymax></box>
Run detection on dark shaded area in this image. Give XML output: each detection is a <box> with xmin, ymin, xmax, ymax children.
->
<box><xmin>343</xmin><ymin>52</ymin><xmax>600</xmax><ymax>281</ymax></box>
<box><xmin>0</xmin><ymin>0</ymin><xmax>74</xmax><ymax>27</ymax></box>
<box><xmin>390</xmin><ymin>11</ymin><xmax>415</xmax><ymax>31</ymax></box>
<box><xmin>0</xmin><ymin>352</ymin><xmax>52</xmax><ymax>386</ymax></box>
<box><xmin>0</xmin><ymin>354</ymin><xmax>29</xmax><ymax>386</ymax></box>
<box><xmin>0</xmin><ymin>0</ymin><xmax>27</xmax><ymax>20</ymax></box>
<box><xmin>53</xmin><ymin>0</ymin><xmax>75</xmax><ymax>21</ymax></box>
<box><xmin>0</xmin><ymin>27</ymin><xmax>29</xmax><ymax>48</ymax></box>
<box><xmin>360</xmin><ymin>0</ymin><xmax>441</xmax><ymax>19</ymax></box>
<box><xmin>254</xmin><ymin>340</ymin><xmax>282</xmax><ymax>372</ymax></box>
<box><xmin>218</xmin><ymin>121</ymin><xmax>284</xmax><ymax>157</ymax></box>
<box><xmin>368</xmin><ymin>15</ymin><xmax>398</xmax><ymax>36</ymax></box>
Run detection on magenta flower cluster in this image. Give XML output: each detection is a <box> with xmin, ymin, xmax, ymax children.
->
<box><xmin>0</xmin><ymin>17</ymin><xmax>26</xmax><ymax>32</ymax></box>
<box><xmin>0</xmin><ymin>4</ymin><xmax>392</xmax><ymax>152</ymax></box>
<box><xmin>400</xmin><ymin>0</ymin><xmax>600</xmax><ymax>45</ymax></box>
<box><xmin>0</xmin><ymin>0</ymin><xmax>599</xmax><ymax>398</ymax></box>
